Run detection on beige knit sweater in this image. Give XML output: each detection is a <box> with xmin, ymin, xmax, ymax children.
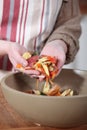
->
<box><xmin>47</xmin><ymin>0</ymin><xmax>82</xmax><ymax>64</ymax></box>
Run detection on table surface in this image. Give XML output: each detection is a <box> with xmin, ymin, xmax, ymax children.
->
<box><xmin>0</xmin><ymin>71</ymin><xmax>87</xmax><ymax>130</ymax></box>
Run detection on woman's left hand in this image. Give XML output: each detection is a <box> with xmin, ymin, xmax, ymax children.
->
<box><xmin>40</xmin><ymin>40</ymin><xmax>67</xmax><ymax>76</ymax></box>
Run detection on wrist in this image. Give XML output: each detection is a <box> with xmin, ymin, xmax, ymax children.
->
<box><xmin>52</xmin><ymin>40</ymin><xmax>67</xmax><ymax>54</ymax></box>
<box><xmin>0</xmin><ymin>40</ymin><xmax>9</xmax><ymax>55</ymax></box>
<box><xmin>47</xmin><ymin>40</ymin><xmax>67</xmax><ymax>54</ymax></box>
<box><xmin>0</xmin><ymin>40</ymin><xmax>13</xmax><ymax>55</ymax></box>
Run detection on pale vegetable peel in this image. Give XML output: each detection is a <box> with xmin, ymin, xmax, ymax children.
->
<box><xmin>16</xmin><ymin>52</ymin><xmax>74</xmax><ymax>96</ymax></box>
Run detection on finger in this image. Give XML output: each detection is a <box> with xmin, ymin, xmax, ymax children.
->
<box><xmin>31</xmin><ymin>74</ymin><xmax>45</xmax><ymax>79</ymax></box>
<box><xmin>22</xmin><ymin>69</ymin><xmax>40</xmax><ymax>75</ymax></box>
<box><xmin>13</xmin><ymin>52</ymin><xmax>28</xmax><ymax>67</ymax></box>
<box><xmin>9</xmin><ymin>57</ymin><xmax>18</xmax><ymax>68</ymax></box>
<box><xmin>57</xmin><ymin>67</ymin><xmax>62</xmax><ymax>76</ymax></box>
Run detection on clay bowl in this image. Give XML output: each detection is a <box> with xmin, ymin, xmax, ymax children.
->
<box><xmin>1</xmin><ymin>69</ymin><xmax>87</xmax><ymax>128</ymax></box>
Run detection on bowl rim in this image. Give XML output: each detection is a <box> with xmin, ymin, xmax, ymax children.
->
<box><xmin>1</xmin><ymin>70</ymin><xmax>87</xmax><ymax>99</ymax></box>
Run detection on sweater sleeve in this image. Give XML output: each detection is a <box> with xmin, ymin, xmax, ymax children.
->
<box><xmin>46</xmin><ymin>0</ymin><xmax>82</xmax><ymax>64</ymax></box>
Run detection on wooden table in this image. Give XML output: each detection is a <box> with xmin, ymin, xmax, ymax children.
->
<box><xmin>0</xmin><ymin>71</ymin><xmax>87</xmax><ymax>130</ymax></box>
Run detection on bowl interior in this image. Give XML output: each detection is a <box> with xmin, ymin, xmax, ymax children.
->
<box><xmin>1</xmin><ymin>69</ymin><xmax>87</xmax><ymax>128</ymax></box>
<box><xmin>3</xmin><ymin>69</ymin><xmax>87</xmax><ymax>96</ymax></box>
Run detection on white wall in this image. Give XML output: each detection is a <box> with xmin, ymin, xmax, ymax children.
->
<box><xmin>64</xmin><ymin>15</ymin><xmax>87</xmax><ymax>70</ymax></box>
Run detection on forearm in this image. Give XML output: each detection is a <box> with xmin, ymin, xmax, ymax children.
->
<box><xmin>0</xmin><ymin>40</ymin><xmax>10</xmax><ymax>56</ymax></box>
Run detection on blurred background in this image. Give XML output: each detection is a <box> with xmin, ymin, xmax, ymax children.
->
<box><xmin>64</xmin><ymin>0</ymin><xmax>87</xmax><ymax>70</ymax></box>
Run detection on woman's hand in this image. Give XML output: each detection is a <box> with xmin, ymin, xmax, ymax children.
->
<box><xmin>0</xmin><ymin>40</ymin><xmax>27</xmax><ymax>67</ymax></box>
<box><xmin>6</xmin><ymin>42</ymin><xmax>28</xmax><ymax>67</ymax></box>
<box><xmin>6</xmin><ymin>42</ymin><xmax>40</xmax><ymax>75</ymax></box>
<box><xmin>40</xmin><ymin>40</ymin><xmax>67</xmax><ymax>75</ymax></box>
